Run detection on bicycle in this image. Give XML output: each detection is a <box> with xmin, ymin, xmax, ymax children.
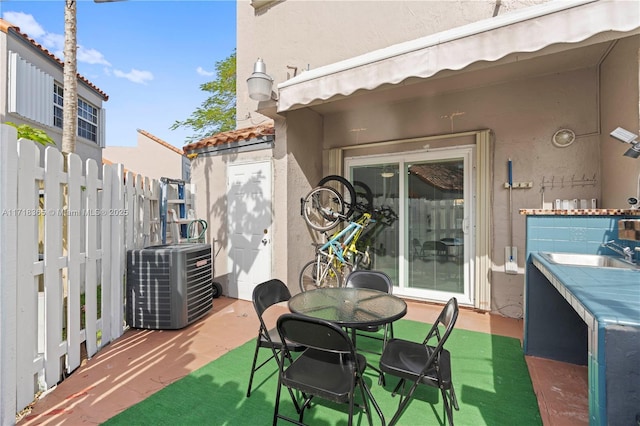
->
<box><xmin>299</xmin><ymin>176</ymin><xmax>383</xmax><ymax>291</ymax></box>
<box><xmin>355</xmin><ymin>205</ymin><xmax>398</xmax><ymax>263</ymax></box>
<box><xmin>299</xmin><ymin>211</ymin><xmax>374</xmax><ymax>292</ymax></box>
<box><xmin>300</xmin><ymin>175</ymin><xmax>374</xmax><ymax>232</ymax></box>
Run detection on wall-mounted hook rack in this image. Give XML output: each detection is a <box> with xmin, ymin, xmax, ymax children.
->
<box><xmin>540</xmin><ymin>174</ymin><xmax>597</xmax><ymax>190</ymax></box>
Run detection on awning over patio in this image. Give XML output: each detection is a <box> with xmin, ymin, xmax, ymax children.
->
<box><xmin>276</xmin><ymin>0</ymin><xmax>640</xmax><ymax>113</ymax></box>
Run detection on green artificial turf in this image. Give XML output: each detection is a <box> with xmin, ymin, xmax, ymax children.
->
<box><xmin>103</xmin><ymin>319</ymin><xmax>541</xmax><ymax>425</ymax></box>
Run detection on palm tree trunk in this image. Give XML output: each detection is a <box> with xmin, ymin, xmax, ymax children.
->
<box><xmin>62</xmin><ymin>0</ymin><xmax>77</xmax><ymax>154</ymax></box>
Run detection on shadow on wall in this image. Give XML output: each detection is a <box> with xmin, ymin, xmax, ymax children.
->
<box><xmin>201</xmin><ymin>152</ymin><xmax>272</xmax><ymax>298</ymax></box>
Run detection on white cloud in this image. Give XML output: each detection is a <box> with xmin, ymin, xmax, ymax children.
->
<box><xmin>41</xmin><ymin>33</ymin><xmax>64</xmax><ymax>57</ymax></box>
<box><xmin>113</xmin><ymin>69</ymin><xmax>154</xmax><ymax>85</ymax></box>
<box><xmin>2</xmin><ymin>12</ymin><xmax>111</xmax><ymax>68</ymax></box>
<box><xmin>78</xmin><ymin>45</ymin><xmax>111</xmax><ymax>66</ymax></box>
<box><xmin>196</xmin><ymin>66</ymin><xmax>214</xmax><ymax>77</ymax></box>
<box><xmin>2</xmin><ymin>11</ymin><xmax>45</xmax><ymax>38</ymax></box>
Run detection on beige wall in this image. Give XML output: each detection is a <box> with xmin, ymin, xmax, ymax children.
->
<box><xmin>229</xmin><ymin>0</ymin><xmax>639</xmax><ymax>317</ymax></box>
<box><xmin>279</xmin><ymin>110</ymin><xmax>325</xmax><ymax>287</ymax></box>
<box><xmin>237</xmin><ymin>0</ymin><xmax>548</xmax><ymax>129</ymax></box>
<box><xmin>103</xmin><ymin>132</ymin><xmax>183</xmax><ymax>180</ymax></box>
<box><xmin>600</xmin><ymin>36</ymin><xmax>640</xmax><ymax>208</ymax></box>
<box><xmin>318</xmin><ymin>67</ymin><xmax>602</xmax><ymax>317</ymax></box>
<box><xmin>190</xmin><ymin>151</ymin><xmax>228</xmax><ymax>291</ymax></box>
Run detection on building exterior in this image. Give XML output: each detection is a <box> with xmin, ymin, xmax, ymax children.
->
<box><xmin>0</xmin><ymin>18</ymin><xmax>108</xmax><ymax>170</ymax></box>
<box><xmin>104</xmin><ymin>129</ymin><xmax>188</xmax><ymax>181</ymax></box>
<box><xmin>185</xmin><ymin>0</ymin><xmax>640</xmax><ymax>317</ymax></box>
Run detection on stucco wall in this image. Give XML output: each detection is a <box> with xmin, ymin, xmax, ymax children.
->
<box><xmin>103</xmin><ymin>132</ymin><xmax>183</xmax><ymax>180</ymax></box>
<box><xmin>279</xmin><ymin>109</ymin><xmax>325</xmax><ymax>289</ymax></box>
<box><xmin>235</xmin><ymin>0</ymin><xmax>638</xmax><ymax>317</ymax></box>
<box><xmin>600</xmin><ymin>35</ymin><xmax>640</xmax><ymax>208</ymax></box>
<box><xmin>237</xmin><ymin>0</ymin><xmax>548</xmax><ymax>129</ymax></box>
<box><xmin>282</xmin><ymin>66</ymin><xmax>601</xmax><ymax>316</ymax></box>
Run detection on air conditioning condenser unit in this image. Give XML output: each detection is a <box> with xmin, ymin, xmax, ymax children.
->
<box><xmin>126</xmin><ymin>243</ymin><xmax>213</xmax><ymax>329</ymax></box>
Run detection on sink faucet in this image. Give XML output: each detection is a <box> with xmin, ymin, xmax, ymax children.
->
<box><xmin>601</xmin><ymin>240</ymin><xmax>635</xmax><ymax>263</ymax></box>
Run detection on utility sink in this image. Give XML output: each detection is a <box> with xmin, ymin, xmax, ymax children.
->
<box><xmin>539</xmin><ymin>252</ymin><xmax>639</xmax><ymax>270</ymax></box>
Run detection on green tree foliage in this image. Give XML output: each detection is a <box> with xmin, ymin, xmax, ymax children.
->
<box><xmin>4</xmin><ymin>122</ymin><xmax>55</xmax><ymax>146</ymax></box>
<box><xmin>171</xmin><ymin>50</ymin><xmax>236</xmax><ymax>143</ymax></box>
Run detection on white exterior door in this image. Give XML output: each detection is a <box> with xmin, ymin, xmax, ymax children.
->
<box><xmin>226</xmin><ymin>161</ymin><xmax>272</xmax><ymax>301</ymax></box>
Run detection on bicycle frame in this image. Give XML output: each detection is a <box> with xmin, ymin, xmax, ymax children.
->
<box><xmin>318</xmin><ymin>212</ymin><xmax>372</xmax><ymax>265</ymax></box>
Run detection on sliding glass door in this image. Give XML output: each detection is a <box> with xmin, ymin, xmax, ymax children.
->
<box><xmin>347</xmin><ymin>147</ymin><xmax>474</xmax><ymax>305</ymax></box>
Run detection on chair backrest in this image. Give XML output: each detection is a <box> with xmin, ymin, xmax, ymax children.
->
<box><xmin>421</xmin><ymin>297</ymin><xmax>458</xmax><ymax>372</ymax></box>
<box><xmin>277</xmin><ymin>313</ymin><xmax>355</xmax><ymax>355</ymax></box>
<box><xmin>344</xmin><ymin>270</ymin><xmax>393</xmax><ymax>294</ymax></box>
<box><xmin>435</xmin><ymin>241</ymin><xmax>448</xmax><ymax>255</ymax></box>
<box><xmin>252</xmin><ymin>279</ymin><xmax>292</xmax><ymax>319</ymax></box>
<box><xmin>422</xmin><ymin>241</ymin><xmax>434</xmax><ymax>250</ymax></box>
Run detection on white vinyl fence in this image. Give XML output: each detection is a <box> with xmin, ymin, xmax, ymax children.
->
<box><xmin>0</xmin><ymin>124</ymin><xmax>192</xmax><ymax>425</ymax></box>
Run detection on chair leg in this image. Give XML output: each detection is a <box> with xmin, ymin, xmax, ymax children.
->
<box><xmin>348</xmin><ymin>396</ymin><xmax>354</xmax><ymax>426</ymax></box>
<box><xmin>378</xmin><ymin>370</ymin><xmax>386</xmax><ymax>387</ymax></box>
<box><xmin>250</xmin><ymin>344</ymin><xmax>303</xmax><ymax>415</ymax></box>
<box><xmin>246</xmin><ymin>339</ymin><xmax>262</xmax><ymax>397</ymax></box>
<box><xmin>450</xmin><ymin>384</ymin><xmax>459</xmax><ymax>411</ymax></box>
<box><xmin>377</xmin><ymin>323</ymin><xmax>394</xmax><ymax>386</ymax></box>
<box><xmin>356</xmin><ymin>380</ymin><xmax>373</xmax><ymax>426</ymax></box>
<box><xmin>389</xmin><ymin>380</ymin><xmax>421</xmax><ymax>426</ymax></box>
<box><xmin>298</xmin><ymin>396</ymin><xmax>314</xmax><ymax>423</ymax></box>
<box><xmin>440</xmin><ymin>387</ymin><xmax>454</xmax><ymax>426</ymax></box>
<box><xmin>287</xmin><ymin>388</ymin><xmax>302</xmax><ymax>415</ymax></box>
<box><xmin>361</xmin><ymin>380</ymin><xmax>385</xmax><ymax>426</ymax></box>
<box><xmin>391</xmin><ymin>378</ymin><xmax>404</xmax><ymax>397</ymax></box>
<box><xmin>273</xmin><ymin>377</ymin><xmax>283</xmax><ymax>426</ymax></box>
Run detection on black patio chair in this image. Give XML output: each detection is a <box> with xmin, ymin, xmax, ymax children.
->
<box><xmin>246</xmin><ymin>279</ymin><xmax>304</xmax><ymax>399</ymax></box>
<box><xmin>345</xmin><ymin>270</ymin><xmax>396</xmax><ymax>386</ymax></box>
<box><xmin>421</xmin><ymin>240</ymin><xmax>448</xmax><ymax>260</ymax></box>
<box><xmin>412</xmin><ymin>238</ymin><xmax>422</xmax><ymax>259</ymax></box>
<box><xmin>379</xmin><ymin>297</ymin><xmax>459</xmax><ymax>426</ymax></box>
<box><xmin>344</xmin><ymin>270</ymin><xmax>395</xmax><ymax>352</ymax></box>
<box><xmin>273</xmin><ymin>313</ymin><xmax>383</xmax><ymax>426</ymax></box>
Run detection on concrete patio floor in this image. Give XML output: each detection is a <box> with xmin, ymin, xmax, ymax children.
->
<box><xmin>18</xmin><ymin>296</ymin><xmax>588</xmax><ymax>425</ymax></box>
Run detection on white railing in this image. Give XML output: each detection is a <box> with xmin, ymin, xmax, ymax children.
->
<box><xmin>0</xmin><ymin>124</ymin><xmax>192</xmax><ymax>425</ymax></box>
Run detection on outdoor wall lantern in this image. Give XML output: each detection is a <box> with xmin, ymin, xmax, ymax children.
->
<box><xmin>610</xmin><ymin>127</ymin><xmax>640</xmax><ymax>159</ymax></box>
<box><xmin>247</xmin><ymin>58</ymin><xmax>275</xmax><ymax>101</ymax></box>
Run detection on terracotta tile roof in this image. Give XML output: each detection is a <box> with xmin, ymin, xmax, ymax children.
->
<box><xmin>137</xmin><ymin>129</ymin><xmax>184</xmax><ymax>155</ymax></box>
<box><xmin>0</xmin><ymin>18</ymin><xmax>108</xmax><ymax>101</ymax></box>
<box><xmin>409</xmin><ymin>163</ymin><xmax>463</xmax><ymax>191</ymax></box>
<box><xmin>183</xmin><ymin>124</ymin><xmax>275</xmax><ymax>154</ymax></box>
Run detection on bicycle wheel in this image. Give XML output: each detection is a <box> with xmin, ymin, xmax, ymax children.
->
<box><xmin>302</xmin><ymin>186</ymin><xmax>344</xmax><ymax>231</ymax></box>
<box><xmin>318</xmin><ymin>175</ymin><xmax>357</xmax><ymax>220</ymax></box>
<box><xmin>299</xmin><ymin>259</ymin><xmax>341</xmax><ymax>292</ymax></box>
<box><xmin>353</xmin><ymin>180</ymin><xmax>374</xmax><ymax>214</ymax></box>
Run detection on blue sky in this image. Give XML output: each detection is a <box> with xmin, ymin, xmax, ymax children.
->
<box><xmin>1</xmin><ymin>0</ymin><xmax>236</xmax><ymax>148</ymax></box>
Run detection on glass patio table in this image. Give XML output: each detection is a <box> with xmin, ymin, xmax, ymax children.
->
<box><xmin>288</xmin><ymin>287</ymin><xmax>407</xmax><ymax>328</ymax></box>
<box><xmin>289</xmin><ymin>287</ymin><xmax>404</xmax><ymax>423</ymax></box>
